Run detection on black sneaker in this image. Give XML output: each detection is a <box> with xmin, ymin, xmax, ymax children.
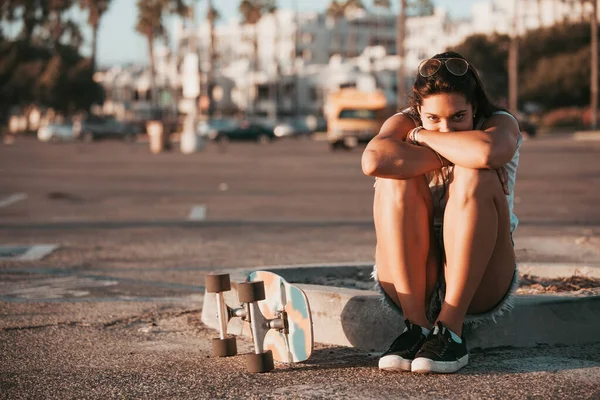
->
<box><xmin>378</xmin><ymin>320</ymin><xmax>428</xmax><ymax>372</ymax></box>
<box><xmin>411</xmin><ymin>321</ymin><xmax>468</xmax><ymax>374</ymax></box>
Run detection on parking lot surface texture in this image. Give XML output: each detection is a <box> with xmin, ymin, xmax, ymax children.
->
<box><xmin>1</xmin><ymin>135</ymin><xmax>600</xmax><ymax>399</ymax></box>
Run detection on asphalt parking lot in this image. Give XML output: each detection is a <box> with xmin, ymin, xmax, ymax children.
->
<box><xmin>1</xmin><ymin>134</ymin><xmax>600</xmax><ymax>398</ymax></box>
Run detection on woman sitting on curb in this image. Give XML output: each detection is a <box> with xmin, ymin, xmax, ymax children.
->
<box><xmin>361</xmin><ymin>51</ymin><xmax>522</xmax><ymax>374</ymax></box>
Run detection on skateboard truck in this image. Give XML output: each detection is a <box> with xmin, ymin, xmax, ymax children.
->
<box><xmin>237</xmin><ymin>281</ymin><xmax>276</xmax><ymax>373</ymax></box>
<box><xmin>205</xmin><ymin>271</ymin><xmax>312</xmax><ymax>373</ymax></box>
<box><xmin>205</xmin><ymin>273</ymin><xmax>239</xmax><ymax>358</ymax></box>
<box><xmin>205</xmin><ymin>274</ymin><xmax>289</xmax><ymax>373</ymax></box>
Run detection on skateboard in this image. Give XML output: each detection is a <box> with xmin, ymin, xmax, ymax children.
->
<box><xmin>205</xmin><ymin>270</ymin><xmax>314</xmax><ymax>373</ymax></box>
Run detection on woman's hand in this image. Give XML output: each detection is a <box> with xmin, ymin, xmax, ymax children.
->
<box><xmin>496</xmin><ymin>166</ymin><xmax>510</xmax><ymax>195</ymax></box>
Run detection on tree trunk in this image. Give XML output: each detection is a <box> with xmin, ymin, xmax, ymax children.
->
<box><xmin>396</xmin><ymin>0</ymin><xmax>407</xmax><ymax>107</ymax></box>
<box><xmin>592</xmin><ymin>0</ymin><xmax>598</xmax><ymax>129</ymax></box>
<box><xmin>208</xmin><ymin>0</ymin><xmax>216</xmax><ymax>118</ymax></box>
<box><xmin>508</xmin><ymin>0</ymin><xmax>519</xmax><ymax>114</ymax></box>
<box><xmin>269</xmin><ymin>12</ymin><xmax>279</xmax><ymax>121</ymax></box>
<box><xmin>91</xmin><ymin>24</ymin><xmax>98</xmax><ymax>71</ymax></box>
<box><xmin>252</xmin><ymin>24</ymin><xmax>259</xmax><ymax>116</ymax></box>
<box><xmin>148</xmin><ymin>35</ymin><xmax>158</xmax><ymax>109</ymax></box>
<box><xmin>21</xmin><ymin>2</ymin><xmax>37</xmax><ymax>43</ymax></box>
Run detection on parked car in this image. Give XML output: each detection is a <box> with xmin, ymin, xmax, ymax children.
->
<box><xmin>273</xmin><ymin>117</ymin><xmax>313</xmax><ymax>138</ymax></box>
<box><xmin>37</xmin><ymin>123</ymin><xmax>76</xmax><ymax>142</ymax></box>
<box><xmin>207</xmin><ymin>119</ymin><xmax>276</xmax><ymax>143</ymax></box>
<box><xmin>197</xmin><ymin>118</ymin><xmax>238</xmax><ymax>140</ymax></box>
<box><xmin>76</xmin><ymin>116</ymin><xmax>138</xmax><ymax>142</ymax></box>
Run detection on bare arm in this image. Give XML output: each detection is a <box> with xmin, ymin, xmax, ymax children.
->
<box><xmin>361</xmin><ymin>113</ymin><xmax>448</xmax><ymax>179</ymax></box>
<box><xmin>415</xmin><ymin>114</ymin><xmax>521</xmax><ymax>169</ymax></box>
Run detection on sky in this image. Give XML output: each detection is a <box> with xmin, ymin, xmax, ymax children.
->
<box><xmin>94</xmin><ymin>0</ymin><xmax>478</xmax><ymax>66</ymax></box>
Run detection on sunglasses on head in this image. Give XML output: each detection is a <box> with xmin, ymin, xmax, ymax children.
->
<box><xmin>418</xmin><ymin>58</ymin><xmax>470</xmax><ymax>78</ymax></box>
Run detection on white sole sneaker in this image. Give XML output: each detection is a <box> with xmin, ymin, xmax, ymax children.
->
<box><xmin>411</xmin><ymin>354</ymin><xmax>469</xmax><ymax>374</ymax></box>
<box><xmin>378</xmin><ymin>355</ymin><xmax>412</xmax><ymax>372</ymax></box>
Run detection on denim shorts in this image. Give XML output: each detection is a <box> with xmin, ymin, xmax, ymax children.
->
<box><xmin>371</xmin><ymin>225</ymin><xmax>519</xmax><ymax>330</ymax></box>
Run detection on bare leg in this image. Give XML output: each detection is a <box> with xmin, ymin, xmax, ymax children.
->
<box><xmin>374</xmin><ymin>176</ymin><xmax>440</xmax><ymax>328</ymax></box>
<box><xmin>438</xmin><ymin>166</ymin><xmax>516</xmax><ymax>335</ymax></box>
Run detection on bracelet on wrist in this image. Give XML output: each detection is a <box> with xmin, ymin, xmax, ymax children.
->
<box><xmin>409</xmin><ymin>126</ymin><xmax>423</xmax><ymax>145</ymax></box>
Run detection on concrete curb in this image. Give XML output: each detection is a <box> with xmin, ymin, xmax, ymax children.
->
<box><xmin>201</xmin><ymin>262</ymin><xmax>600</xmax><ymax>351</ymax></box>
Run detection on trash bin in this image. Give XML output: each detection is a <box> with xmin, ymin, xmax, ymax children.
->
<box><xmin>180</xmin><ymin>131</ymin><xmax>205</xmax><ymax>154</ymax></box>
<box><xmin>147</xmin><ymin>120</ymin><xmax>164</xmax><ymax>154</ymax></box>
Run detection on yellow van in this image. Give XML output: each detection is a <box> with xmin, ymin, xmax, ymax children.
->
<box><xmin>324</xmin><ymin>88</ymin><xmax>387</xmax><ymax>151</ymax></box>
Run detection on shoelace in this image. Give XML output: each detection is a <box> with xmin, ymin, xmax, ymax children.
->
<box><xmin>388</xmin><ymin>327</ymin><xmax>423</xmax><ymax>353</ymax></box>
<box><xmin>419</xmin><ymin>329</ymin><xmax>449</xmax><ymax>358</ymax></box>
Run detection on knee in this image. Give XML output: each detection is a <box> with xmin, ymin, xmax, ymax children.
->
<box><xmin>375</xmin><ymin>177</ymin><xmax>425</xmax><ymax>208</ymax></box>
<box><xmin>449</xmin><ymin>166</ymin><xmax>498</xmax><ymax>201</ymax></box>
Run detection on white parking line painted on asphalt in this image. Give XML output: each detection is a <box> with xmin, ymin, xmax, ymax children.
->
<box><xmin>0</xmin><ymin>193</ymin><xmax>27</xmax><ymax>209</ymax></box>
<box><xmin>0</xmin><ymin>244</ymin><xmax>59</xmax><ymax>261</ymax></box>
<box><xmin>188</xmin><ymin>205</ymin><xmax>207</xmax><ymax>221</ymax></box>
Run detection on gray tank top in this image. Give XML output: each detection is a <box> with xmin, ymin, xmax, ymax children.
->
<box><xmin>476</xmin><ymin>111</ymin><xmax>522</xmax><ymax>233</ymax></box>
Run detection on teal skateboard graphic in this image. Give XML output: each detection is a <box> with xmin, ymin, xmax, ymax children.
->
<box><xmin>205</xmin><ymin>271</ymin><xmax>314</xmax><ymax>373</ymax></box>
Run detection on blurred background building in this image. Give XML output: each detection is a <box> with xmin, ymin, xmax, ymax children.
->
<box><xmin>1</xmin><ymin>0</ymin><xmax>599</xmax><ymax>137</ymax></box>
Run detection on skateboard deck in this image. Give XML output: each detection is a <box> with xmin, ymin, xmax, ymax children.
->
<box><xmin>247</xmin><ymin>270</ymin><xmax>313</xmax><ymax>363</ymax></box>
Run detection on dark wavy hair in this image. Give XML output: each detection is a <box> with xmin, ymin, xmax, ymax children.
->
<box><xmin>404</xmin><ymin>51</ymin><xmax>507</xmax><ymax>200</ymax></box>
<box><xmin>405</xmin><ymin>51</ymin><xmax>506</xmax><ymax>125</ymax></box>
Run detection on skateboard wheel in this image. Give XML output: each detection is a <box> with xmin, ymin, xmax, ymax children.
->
<box><xmin>237</xmin><ymin>281</ymin><xmax>266</xmax><ymax>303</ymax></box>
<box><xmin>212</xmin><ymin>337</ymin><xmax>237</xmax><ymax>357</ymax></box>
<box><xmin>206</xmin><ymin>274</ymin><xmax>231</xmax><ymax>293</ymax></box>
<box><xmin>246</xmin><ymin>350</ymin><xmax>274</xmax><ymax>373</ymax></box>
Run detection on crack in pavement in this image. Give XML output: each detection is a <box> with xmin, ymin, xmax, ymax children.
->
<box><xmin>1</xmin><ymin>267</ymin><xmax>205</xmax><ymax>293</ymax></box>
<box><xmin>0</xmin><ymin>308</ymin><xmax>203</xmax><ymax>332</ymax></box>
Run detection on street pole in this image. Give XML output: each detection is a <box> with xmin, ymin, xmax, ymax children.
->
<box><xmin>396</xmin><ymin>0</ymin><xmax>406</xmax><ymax>107</ymax></box>
<box><xmin>508</xmin><ymin>0</ymin><xmax>519</xmax><ymax>114</ymax></box>
<box><xmin>191</xmin><ymin>0</ymin><xmax>199</xmax><ymax>124</ymax></box>
<box><xmin>294</xmin><ymin>0</ymin><xmax>300</xmax><ymax>117</ymax></box>
<box><xmin>591</xmin><ymin>0</ymin><xmax>598</xmax><ymax>129</ymax></box>
<box><xmin>180</xmin><ymin>0</ymin><xmax>203</xmax><ymax>153</ymax></box>
<box><xmin>208</xmin><ymin>0</ymin><xmax>216</xmax><ymax>119</ymax></box>
<box><xmin>272</xmin><ymin>10</ymin><xmax>279</xmax><ymax>122</ymax></box>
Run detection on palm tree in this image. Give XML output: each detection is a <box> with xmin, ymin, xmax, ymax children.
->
<box><xmin>345</xmin><ymin>0</ymin><xmax>366</xmax><ymax>57</ymax></box>
<box><xmin>206</xmin><ymin>0</ymin><xmax>220</xmax><ymax>117</ymax></box>
<box><xmin>392</xmin><ymin>0</ymin><xmax>433</xmax><ymax>106</ymax></box>
<box><xmin>136</xmin><ymin>0</ymin><xmax>189</xmax><ymax>107</ymax></box>
<box><xmin>591</xmin><ymin>0</ymin><xmax>598</xmax><ymax>128</ymax></box>
<box><xmin>79</xmin><ymin>0</ymin><xmax>111</xmax><ymax>70</ymax></box>
<box><xmin>238</xmin><ymin>0</ymin><xmax>275</xmax><ymax>115</ymax></box>
<box><xmin>326</xmin><ymin>1</ymin><xmax>347</xmax><ymax>21</ymax></box>
<box><xmin>238</xmin><ymin>1</ymin><xmax>262</xmax><ymax>71</ymax></box>
<box><xmin>508</xmin><ymin>0</ymin><xmax>519</xmax><ymax>113</ymax></box>
<box><xmin>326</xmin><ymin>1</ymin><xmax>347</xmax><ymax>56</ymax></box>
<box><xmin>265</xmin><ymin>2</ymin><xmax>279</xmax><ymax>121</ymax></box>
<box><xmin>396</xmin><ymin>0</ymin><xmax>407</xmax><ymax>106</ymax></box>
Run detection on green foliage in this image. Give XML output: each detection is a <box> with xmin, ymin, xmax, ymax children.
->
<box><xmin>451</xmin><ymin>21</ymin><xmax>596</xmax><ymax>111</ymax></box>
<box><xmin>520</xmin><ymin>46</ymin><xmax>590</xmax><ymax>108</ymax></box>
<box><xmin>453</xmin><ymin>34</ymin><xmax>510</xmax><ymax>103</ymax></box>
<box><xmin>135</xmin><ymin>0</ymin><xmax>189</xmax><ymax>43</ymax></box>
<box><xmin>239</xmin><ymin>0</ymin><xmax>276</xmax><ymax>25</ymax></box>
<box><xmin>0</xmin><ymin>39</ymin><xmax>105</xmax><ymax>114</ymax></box>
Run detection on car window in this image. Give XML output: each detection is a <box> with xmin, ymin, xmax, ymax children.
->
<box><xmin>338</xmin><ymin>109</ymin><xmax>379</xmax><ymax>119</ymax></box>
<box><xmin>211</xmin><ymin>119</ymin><xmax>237</xmax><ymax>130</ymax></box>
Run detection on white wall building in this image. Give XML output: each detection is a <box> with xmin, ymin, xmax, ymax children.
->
<box><xmin>99</xmin><ymin>0</ymin><xmax>598</xmax><ymax>120</ymax></box>
<box><xmin>176</xmin><ymin>6</ymin><xmax>471</xmax><ymax>117</ymax></box>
